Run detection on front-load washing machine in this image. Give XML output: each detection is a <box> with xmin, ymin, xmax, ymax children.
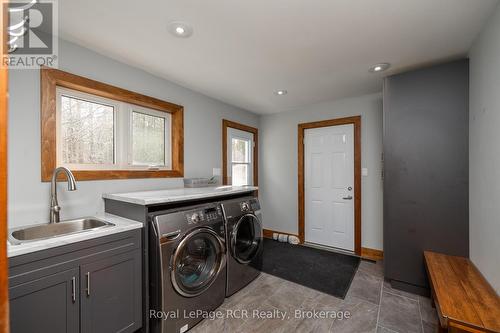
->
<box><xmin>221</xmin><ymin>196</ymin><xmax>263</xmax><ymax>296</ymax></box>
<box><xmin>149</xmin><ymin>202</ymin><xmax>227</xmax><ymax>333</ymax></box>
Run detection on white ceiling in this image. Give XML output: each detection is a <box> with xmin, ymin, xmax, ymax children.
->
<box><xmin>58</xmin><ymin>0</ymin><xmax>498</xmax><ymax>114</ymax></box>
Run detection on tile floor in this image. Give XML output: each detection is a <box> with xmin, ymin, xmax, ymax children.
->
<box><xmin>191</xmin><ymin>260</ymin><xmax>439</xmax><ymax>333</ymax></box>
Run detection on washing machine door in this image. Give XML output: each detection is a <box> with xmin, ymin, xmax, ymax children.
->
<box><xmin>171</xmin><ymin>228</ymin><xmax>226</xmax><ymax>297</ymax></box>
<box><xmin>231</xmin><ymin>214</ymin><xmax>263</xmax><ymax>264</ymax></box>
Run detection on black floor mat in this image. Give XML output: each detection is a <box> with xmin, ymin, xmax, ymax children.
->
<box><xmin>261</xmin><ymin>238</ymin><xmax>360</xmax><ymax>299</ymax></box>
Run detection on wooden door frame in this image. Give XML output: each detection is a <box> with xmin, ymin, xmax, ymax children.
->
<box><xmin>222</xmin><ymin>119</ymin><xmax>258</xmax><ymax>186</ymax></box>
<box><xmin>298</xmin><ymin>116</ymin><xmax>362</xmax><ymax>256</ymax></box>
<box><xmin>1</xmin><ymin>1</ymin><xmax>9</xmax><ymax>332</ymax></box>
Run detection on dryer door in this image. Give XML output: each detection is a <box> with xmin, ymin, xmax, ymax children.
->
<box><xmin>231</xmin><ymin>214</ymin><xmax>263</xmax><ymax>264</ymax></box>
<box><xmin>171</xmin><ymin>228</ymin><xmax>226</xmax><ymax>297</ymax></box>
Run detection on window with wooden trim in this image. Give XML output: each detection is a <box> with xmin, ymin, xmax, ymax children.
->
<box><xmin>222</xmin><ymin>119</ymin><xmax>258</xmax><ymax>186</ymax></box>
<box><xmin>41</xmin><ymin>67</ymin><xmax>184</xmax><ymax>181</ymax></box>
<box><xmin>227</xmin><ymin>128</ymin><xmax>254</xmax><ymax>186</ymax></box>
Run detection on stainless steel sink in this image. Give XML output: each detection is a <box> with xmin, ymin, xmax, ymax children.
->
<box><xmin>9</xmin><ymin>218</ymin><xmax>115</xmax><ymax>245</ymax></box>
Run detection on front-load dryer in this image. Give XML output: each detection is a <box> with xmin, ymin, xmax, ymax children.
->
<box><xmin>149</xmin><ymin>202</ymin><xmax>227</xmax><ymax>333</ymax></box>
<box><xmin>221</xmin><ymin>196</ymin><xmax>263</xmax><ymax>296</ymax></box>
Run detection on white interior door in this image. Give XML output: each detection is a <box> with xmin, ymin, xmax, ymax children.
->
<box><xmin>305</xmin><ymin>124</ymin><xmax>355</xmax><ymax>251</ymax></box>
<box><xmin>227</xmin><ymin>128</ymin><xmax>254</xmax><ymax>186</ymax></box>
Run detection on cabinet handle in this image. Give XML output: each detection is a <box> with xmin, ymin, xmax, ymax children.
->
<box><xmin>71</xmin><ymin>277</ymin><xmax>76</xmax><ymax>303</ymax></box>
<box><xmin>86</xmin><ymin>272</ymin><xmax>90</xmax><ymax>297</ymax></box>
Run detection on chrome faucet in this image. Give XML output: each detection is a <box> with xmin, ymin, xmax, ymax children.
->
<box><xmin>50</xmin><ymin>167</ymin><xmax>77</xmax><ymax>223</ymax></box>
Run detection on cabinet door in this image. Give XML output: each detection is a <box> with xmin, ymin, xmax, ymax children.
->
<box><xmin>9</xmin><ymin>268</ymin><xmax>79</xmax><ymax>333</ymax></box>
<box><xmin>80</xmin><ymin>251</ymin><xmax>141</xmax><ymax>333</ymax></box>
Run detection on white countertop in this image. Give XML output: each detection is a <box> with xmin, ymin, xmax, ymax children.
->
<box><xmin>7</xmin><ymin>213</ymin><xmax>143</xmax><ymax>258</ymax></box>
<box><xmin>102</xmin><ymin>185</ymin><xmax>258</xmax><ymax>205</ymax></box>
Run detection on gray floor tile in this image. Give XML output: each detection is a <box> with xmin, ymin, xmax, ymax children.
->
<box><xmin>331</xmin><ymin>298</ymin><xmax>379</xmax><ymax>333</ymax></box>
<box><xmin>358</xmin><ymin>260</ymin><xmax>384</xmax><ymax>278</ymax></box>
<box><xmin>189</xmin><ymin>315</ymin><xmax>246</xmax><ymax>333</ymax></box>
<box><xmin>265</xmin><ymin>281</ymin><xmax>309</xmax><ymax>313</ymax></box>
<box><xmin>378</xmin><ymin>291</ymin><xmax>422</xmax><ymax>333</ymax></box>
<box><xmin>316</xmin><ymin>294</ymin><xmax>344</xmax><ymax>308</ymax></box>
<box><xmin>382</xmin><ymin>281</ymin><xmax>419</xmax><ymax>301</ymax></box>
<box><xmin>377</xmin><ymin>325</ymin><xmax>399</xmax><ymax>333</ymax></box>
<box><xmin>236</xmin><ymin>273</ymin><xmax>276</xmax><ymax>296</ymax></box>
<box><xmin>192</xmin><ymin>258</ymin><xmax>432</xmax><ymax>333</ymax></box>
<box><xmin>346</xmin><ymin>269</ymin><xmax>383</xmax><ymax>305</ymax></box>
<box><xmin>422</xmin><ymin>321</ymin><xmax>438</xmax><ymax>333</ymax></box>
<box><xmin>232</xmin><ymin>290</ymin><xmax>273</xmax><ymax>312</ymax></box>
<box><xmin>237</xmin><ymin>320</ymin><xmax>288</xmax><ymax>333</ymax></box>
<box><xmin>340</xmin><ymin>295</ymin><xmax>369</xmax><ymax>309</ymax></box>
<box><xmin>301</xmin><ymin>290</ymin><xmax>343</xmax><ymax>310</ymax></box>
<box><xmin>418</xmin><ymin>296</ymin><xmax>438</xmax><ymax>326</ymax></box>
<box><xmin>288</xmin><ymin>315</ymin><xmax>334</xmax><ymax>333</ymax></box>
<box><xmin>288</xmin><ymin>298</ymin><xmax>338</xmax><ymax>332</ymax></box>
<box><xmin>237</xmin><ymin>313</ymin><xmax>290</xmax><ymax>333</ymax></box>
<box><xmin>222</xmin><ymin>289</ymin><xmax>250</xmax><ymax>310</ymax></box>
<box><xmin>222</xmin><ymin>273</ymin><xmax>281</xmax><ymax>310</ymax></box>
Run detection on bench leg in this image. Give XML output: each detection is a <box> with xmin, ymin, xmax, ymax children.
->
<box><xmin>437</xmin><ymin>324</ymin><xmax>447</xmax><ymax>333</ymax></box>
<box><xmin>429</xmin><ymin>288</ymin><xmax>436</xmax><ymax>308</ymax></box>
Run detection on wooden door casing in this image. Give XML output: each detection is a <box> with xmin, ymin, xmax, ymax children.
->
<box><xmin>298</xmin><ymin>116</ymin><xmax>361</xmax><ymax>255</ymax></box>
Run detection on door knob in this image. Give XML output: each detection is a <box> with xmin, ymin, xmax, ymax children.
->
<box><xmin>342</xmin><ymin>196</ymin><xmax>353</xmax><ymax>200</ymax></box>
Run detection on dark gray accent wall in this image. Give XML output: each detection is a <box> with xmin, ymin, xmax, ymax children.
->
<box><xmin>383</xmin><ymin>59</ymin><xmax>469</xmax><ymax>292</ymax></box>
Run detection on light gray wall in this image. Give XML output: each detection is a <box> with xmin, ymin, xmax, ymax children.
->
<box><xmin>259</xmin><ymin>93</ymin><xmax>383</xmax><ymax>250</ymax></box>
<box><xmin>468</xmin><ymin>2</ymin><xmax>500</xmax><ymax>293</ymax></box>
<box><xmin>8</xmin><ymin>38</ymin><xmax>258</xmax><ymax>228</ymax></box>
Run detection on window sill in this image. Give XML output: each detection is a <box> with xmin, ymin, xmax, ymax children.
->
<box><xmin>42</xmin><ymin>169</ymin><xmax>184</xmax><ymax>182</ymax></box>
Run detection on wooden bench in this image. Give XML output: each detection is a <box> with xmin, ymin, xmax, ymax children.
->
<box><xmin>424</xmin><ymin>251</ymin><xmax>500</xmax><ymax>333</ymax></box>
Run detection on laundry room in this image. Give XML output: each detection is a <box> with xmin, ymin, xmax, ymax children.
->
<box><xmin>1</xmin><ymin>1</ymin><xmax>500</xmax><ymax>333</ymax></box>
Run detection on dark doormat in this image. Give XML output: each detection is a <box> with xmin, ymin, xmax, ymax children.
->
<box><xmin>261</xmin><ymin>238</ymin><xmax>360</xmax><ymax>299</ymax></box>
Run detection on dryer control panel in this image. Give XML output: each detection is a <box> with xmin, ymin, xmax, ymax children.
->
<box><xmin>186</xmin><ymin>206</ymin><xmax>223</xmax><ymax>225</ymax></box>
<box><xmin>238</xmin><ymin>198</ymin><xmax>261</xmax><ymax>213</ymax></box>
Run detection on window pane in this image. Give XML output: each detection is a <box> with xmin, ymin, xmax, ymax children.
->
<box><xmin>232</xmin><ymin>163</ymin><xmax>249</xmax><ymax>186</ymax></box>
<box><xmin>232</xmin><ymin>138</ymin><xmax>249</xmax><ymax>163</ymax></box>
<box><xmin>60</xmin><ymin>95</ymin><xmax>114</xmax><ymax>164</ymax></box>
<box><xmin>132</xmin><ymin>111</ymin><xmax>165</xmax><ymax>165</ymax></box>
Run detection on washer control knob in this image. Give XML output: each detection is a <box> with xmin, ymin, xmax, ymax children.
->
<box><xmin>241</xmin><ymin>202</ymin><xmax>250</xmax><ymax>212</ymax></box>
<box><xmin>191</xmin><ymin>213</ymin><xmax>201</xmax><ymax>223</ymax></box>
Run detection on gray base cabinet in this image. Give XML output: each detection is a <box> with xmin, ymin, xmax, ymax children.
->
<box><xmin>10</xmin><ymin>268</ymin><xmax>80</xmax><ymax>333</ymax></box>
<box><xmin>81</xmin><ymin>251</ymin><xmax>142</xmax><ymax>333</ymax></box>
<box><xmin>9</xmin><ymin>229</ymin><xmax>142</xmax><ymax>333</ymax></box>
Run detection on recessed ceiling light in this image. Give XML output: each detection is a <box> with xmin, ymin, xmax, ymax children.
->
<box><xmin>369</xmin><ymin>63</ymin><xmax>390</xmax><ymax>73</ymax></box>
<box><xmin>168</xmin><ymin>21</ymin><xmax>193</xmax><ymax>38</ymax></box>
<box><xmin>274</xmin><ymin>90</ymin><xmax>287</xmax><ymax>96</ymax></box>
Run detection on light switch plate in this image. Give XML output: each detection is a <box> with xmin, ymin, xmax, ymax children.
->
<box><xmin>213</xmin><ymin>168</ymin><xmax>221</xmax><ymax>176</ymax></box>
<box><xmin>362</xmin><ymin>168</ymin><xmax>368</xmax><ymax>176</ymax></box>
